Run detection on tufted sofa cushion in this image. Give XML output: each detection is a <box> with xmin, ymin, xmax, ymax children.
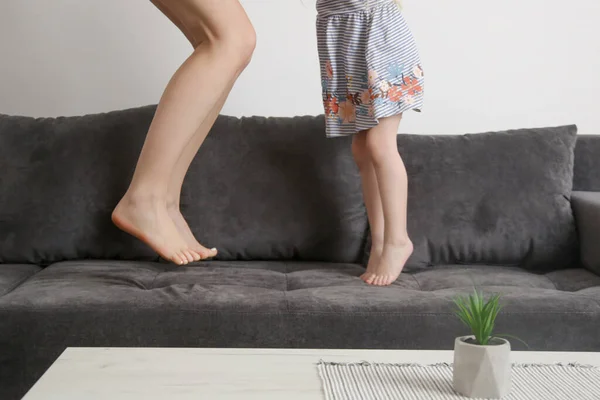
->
<box><xmin>2</xmin><ymin>261</ymin><xmax>599</xmax><ymax>338</ymax></box>
<box><xmin>1</xmin><ymin>261</ymin><xmax>600</xmax><ymax>400</ymax></box>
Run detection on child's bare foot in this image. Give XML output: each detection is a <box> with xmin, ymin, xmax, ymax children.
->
<box><xmin>362</xmin><ymin>243</ymin><xmax>383</xmax><ymax>278</ymax></box>
<box><xmin>112</xmin><ymin>195</ymin><xmax>201</xmax><ymax>265</ymax></box>
<box><xmin>167</xmin><ymin>207</ymin><xmax>218</xmax><ymax>260</ymax></box>
<box><xmin>361</xmin><ymin>240</ymin><xmax>413</xmax><ymax>286</ymax></box>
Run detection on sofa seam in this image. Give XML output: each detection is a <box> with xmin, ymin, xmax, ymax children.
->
<box><xmin>0</xmin><ymin>272</ymin><xmax>40</xmax><ymax>298</ymax></box>
<box><xmin>2</xmin><ymin>308</ymin><xmax>598</xmax><ymax>316</ymax></box>
<box><xmin>148</xmin><ymin>271</ymin><xmax>161</xmax><ymax>290</ymax></box>
<box><xmin>283</xmin><ymin>261</ymin><xmax>290</xmax><ymax>313</ymax></box>
<box><xmin>411</xmin><ymin>274</ymin><xmax>423</xmax><ymax>291</ymax></box>
<box><xmin>543</xmin><ymin>274</ymin><xmax>560</xmax><ymax>290</ymax></box>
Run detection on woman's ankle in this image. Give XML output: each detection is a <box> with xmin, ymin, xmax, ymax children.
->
<box><xmin>120</xmin><ymin>189</ymin><xmax>167</xmax><ymax>209</ymax></box>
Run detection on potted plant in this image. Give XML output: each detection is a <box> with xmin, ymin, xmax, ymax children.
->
<box><xmin>453</xmin><ymin>290</ymin><xmax>511</xmax><ymax>399</ymax></box>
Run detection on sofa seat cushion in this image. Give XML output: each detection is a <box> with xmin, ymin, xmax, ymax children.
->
<box><xmin>2</xmin><ymin>261</ymin><xmax>598</xmax><ymax>319</ymax></box>
<box><xmin>2</xmin><ymin>262</ymin><xmax>599</xmax><ymax>400</ymax></box>
<box><xmin>286</xmin><ymin>266</ymin><xmax>600</xmax><ymax>318</ymax></box>
<box><xmin>0</xmin><ymin>264</ymin><xmax>41</xmax><ymax>297</ymax></box>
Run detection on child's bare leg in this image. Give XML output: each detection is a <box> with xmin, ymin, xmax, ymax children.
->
<box><xmin>112</xmin><ymin>0</ymin><xmax>255</xmax><ymax>265</ymax></box>
<box><xmin>351</xmin><ymin>132</ymin><xmax>385</xmax><ymax>279</ymax></box>
<box><xmin>362</xmin><ymin>115</ymin><xmax>413</xmax><ymax>285</ymax></box>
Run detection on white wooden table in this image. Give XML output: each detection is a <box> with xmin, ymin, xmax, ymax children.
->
<box><xmin>22</xmin><ymin>348</ymin><xmax>600</xmax><ymax>399</ymax></box>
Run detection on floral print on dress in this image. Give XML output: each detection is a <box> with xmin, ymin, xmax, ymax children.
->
<box><xmin>321</xmin><ymin>60</ymin><xmax>424</xmax><ymax>125</ymax></box>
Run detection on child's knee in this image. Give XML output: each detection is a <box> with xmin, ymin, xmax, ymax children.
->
<box><xmin>351</xmin><ymin>134</ymin><xmax>370</xmax><ymax>168</ymax></box>
<box><xmin>365</xmin><ymin>134</ymin><xmax>395</xmax><ymax>166</ymax></box>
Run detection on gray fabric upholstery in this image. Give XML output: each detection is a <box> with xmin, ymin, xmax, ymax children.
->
<box><xmin>574</xmin><ymin>135</ymin><xmax>600</xmax><ymax>191</ymax></box>
<box><xmin>0</xmin><ymin>109</ymin><xmax>367</xmax><ymax>265</ymax></box>
<box><xmin>181</xmin><ymin>115</ymin><xmax>366</xmax><ymax>263</ymax></box>
<box><xmin>387</xmin><ymin>126</ymin><xmax>579</xmax><ymax>271</ymax></box>
<box><xmin>572</xmin><ymin>191</ymin><xmax>600</xmax><ymax>274</ymax></box>
<box><xmin>0</xmin><ymin>107</ymin><xmax>157</xmax><ymax>264</ymax></box>
<box><xmin>1</xmin><ymin>261</ymin><xmax>599</xmax><ymax>400</ymax></box>
<box><xmin>0</xmin><ymin>265</ymin><xmax>41</xmax><ymax>297</ymax></box>
<box><xmin>0</xmin><ymin>107</ymin><xmax>597</xmax><ymax>400</ymax></box>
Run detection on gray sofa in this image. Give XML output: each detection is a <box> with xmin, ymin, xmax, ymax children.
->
<box><xmin>1</xmin><ymin>105</ymin><xmax>600</xmax><ymax>400</ymax></box>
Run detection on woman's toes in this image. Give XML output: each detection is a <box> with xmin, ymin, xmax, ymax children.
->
<box><xmin>188</xmin><ymin>250</ymin><xmax>200</xmax><ymax>262</ymax></box>
<box><xmin>191</xmin><ymin>250</ymin><xmax>202</xmax><ymax>262</ymax></box>
<box><xmin>180</xmin><ymin>252</ymin><xmax>190</xmax><ymax>265</ymax></box>
<box><xmin>171</xmin><ymin>253</ymin><xmax>184</xmax><ymax>265</ymax></box>
<box><xmin>185</xmin><ymin>250</ymin><xmax>197</xmax><ymax>263</ymax></box>
<box><xmin>202</xmin><ymin>248</ymin><xmax>213</xmax><ymax>259</ymax></box>
<box><xmin>193</xmin><ymin>247</ymin><xmax>216</xmax><ymax>260</ymax></box>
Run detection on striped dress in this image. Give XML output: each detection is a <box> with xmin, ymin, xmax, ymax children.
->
<box><xmin>317</xmin><ymin>0</ymin><xmax>424</xmax><ymax>137</ymax></box>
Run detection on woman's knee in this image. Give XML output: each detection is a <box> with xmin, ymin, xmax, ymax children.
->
<box><xmin>204</xmin><ymin>22</ymin><xmax>256</xmax><ymax>71</ymax></box>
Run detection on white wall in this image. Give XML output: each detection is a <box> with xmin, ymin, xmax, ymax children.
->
<box><xmin>0</xmin><ymin>0</ymin><xmax>599</xmax><ymax>134</ymax></box>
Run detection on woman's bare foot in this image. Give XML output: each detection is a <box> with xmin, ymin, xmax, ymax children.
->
<box><xmin>112</xmin><ymin>195</ymin><xmax>201</xmax><ymax>265</ymax></box>
<box><xmin>361</xmin><ymin>240</ymin><xmax>413</xmax><ymax>286</ymax></box>
<box><xmin>167</xmin><ymin>206</ymin><xmax>218</xmax><ymax>259</ymax></box>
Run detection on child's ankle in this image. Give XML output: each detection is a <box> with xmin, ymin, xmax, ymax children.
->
<box><xmin>384</xmin><ymin>237</ymin><xmax>412</xmax><ymax>248</ymax></box>
<box><xmin>370</xmin><ymin>238</ymin><xmax>384</xmax><ymax>252</ymax></box>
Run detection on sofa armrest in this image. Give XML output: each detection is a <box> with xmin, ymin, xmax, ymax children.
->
<box><xmin>572</xmin><ymin>191</ymin><xmax>600</xmax><ymax>274</ymax></box>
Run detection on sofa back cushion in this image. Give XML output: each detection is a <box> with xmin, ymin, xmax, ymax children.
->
<box><xmin>574</xmin><ymin>135</ymin><xmax>600</xmax><ymax>191</ymax></box>
<box><xmin>397</xmin><ymin>125</ymin><xmax>579</xmax><ymax>271</ymax></box>
<box><xmin>0</xmin><ymin>108</ymin><xmax>367</xmax><ymax>264</ymax></box>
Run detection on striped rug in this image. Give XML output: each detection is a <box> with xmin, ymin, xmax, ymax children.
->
<box><xmin>317</xmin><ymin>362</ymin><xmax>600</xmax><ymax>399</ymax></box>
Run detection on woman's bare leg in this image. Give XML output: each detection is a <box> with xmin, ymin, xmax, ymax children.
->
<box><xmin>166</xmin><ymin>89</ymin><xmax>233</xmax><ymax>259</ymax></box>
<box><xmin>112</xmin><ymin>0</ymin><xmax>256</xmax><ymax>265</ymax></box>
<box><xmin>150</xmin><ymin>0</ymin><xmax>241</xmax><ymax>259</ymax></box>
<box><xmin>360</xmin><ymin>115</ymin><xmax>413</xmax><ymax>285</ymax></box>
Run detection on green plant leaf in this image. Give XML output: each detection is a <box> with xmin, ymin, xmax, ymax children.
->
<box><xmin>453</xmin><ymin>290</ymin><xmax>506</xmax><ymax>347</ymax></box>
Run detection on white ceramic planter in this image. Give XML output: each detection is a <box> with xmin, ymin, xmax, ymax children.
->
<box><xmin>453</xmin><ymin>336</ymin><xmax>511</xmax><ymax>399</ymax></box>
